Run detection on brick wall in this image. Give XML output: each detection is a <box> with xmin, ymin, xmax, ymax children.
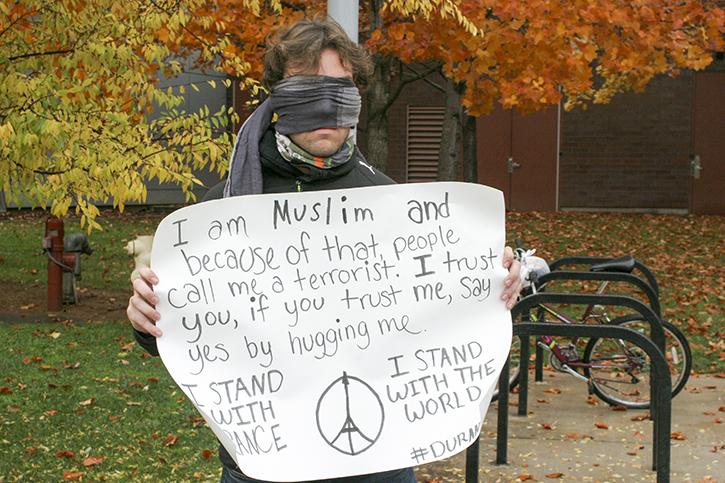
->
<box><xmin>559</xmin><ymin>73</ymin><xmax>693</xmax><ymax>210</ymax></box>
<box><xmin>358</xmin><ymin>72</ymin><xmax>447</xmax><ymax>183</ymax></box>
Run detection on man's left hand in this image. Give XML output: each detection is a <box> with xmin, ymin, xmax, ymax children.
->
<box><xmin>501</xmin><ymin>246</ymin><xmax>523</xmax><ymax>310</ymax></box>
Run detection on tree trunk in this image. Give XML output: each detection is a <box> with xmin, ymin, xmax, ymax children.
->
<box><xmin>362</xmin><ymin>0</ymin><xmax>391</xmax><ymax>172</ymax></box>
<box><xmin>364</xmin><ymin>54</ymin><xmax>391</xmax><ymax>172</ymax></box>
<box><xmin>437</xmin><ymin>79</ymin><xmax>464</xmax><ymax>181</ymax></box>
<box><xmin>462</xmin><ymin>111</ymin><xmax>478</xmax><ymax>183</ymax></box>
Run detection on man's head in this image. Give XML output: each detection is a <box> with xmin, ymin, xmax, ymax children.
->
<box><xmin>264</xmin><ymin>18</ymin><xmax>373</xmax><ymax>157</ymax></box>
<box><xmin>263</xmin><ymin>18</ymin><xmax>372</xmax><ymax>91</ymax></box>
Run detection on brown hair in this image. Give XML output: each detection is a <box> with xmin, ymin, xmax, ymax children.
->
<box><xmin>263</xmin><ymin>18</ymin><xmax>373</xmax><ymax>90</ymax></box>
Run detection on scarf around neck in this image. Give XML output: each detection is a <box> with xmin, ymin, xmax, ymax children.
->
<box><xmin>274</xmin><ymin>130</ymin><xmax>355</xmax><ymax>170</ymax></box>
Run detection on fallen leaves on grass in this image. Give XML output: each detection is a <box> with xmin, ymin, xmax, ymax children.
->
<box><xmin>0</xmin><ymin>386</ymin><xmax>12</xmax><ymax>395</ymax></box>
<box><xmin>164</xmin><ymin>434</ymin><xmax>179</xmax><ymax>447</ymax></box>
<box><xmin>55</xmin><ymin>450</ymin><xmax>75</xmax><ymax>458</ymax></box>
<box><xmin>120</xmin><ymin>341</ymin><xmax>135</xmax><ymax>351</ymax></box>
<box><xmin>82</xmin><ymin>455</ymin><xmax>104</xmax><ymax>467</ymax></box>
<box><xmin>201</xmin><ymin>449</ymin><xmax>214</xmax><ymax>460</ymax></box>
<box><xmin>63</xmin><ymin>470</ymin><xmax>84</xmax><ymax>480</ymax></box>
<box><xmin>78</xmin><ymin>398</ymin><xmax>95</xmax><ymax>406</ymax></box>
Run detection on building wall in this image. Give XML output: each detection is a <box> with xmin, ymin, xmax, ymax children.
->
<box><xmin>358</xmin><ymin>73</ymin><xmax>448</xmax><ymax>183</ymax></box>
<box><xmin>559</xmin><ymin>74</ymin><xmax>693</xmax><ymax>210</ymax></box>
<box><xmin>144</xmin><ymin>61</ymin><xmax>229</xmax><ymax>204</ymax></box>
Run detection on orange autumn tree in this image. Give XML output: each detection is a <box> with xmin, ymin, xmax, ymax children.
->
<box><xmin>160</xmin><ymin>0</ymin><xmax>723</xmax><ymax>181</ymax></box>
<box><xmin>369</xmin><ymin>0</ymin><xmax>725</xmax><ymax>180</ymax></box>
<box><xmin>166</xmin><ymin>1</ymin><xmax>315</xmax><ymax>93</ymax></box>
<box><xmin>165</xmin><ymin>0</ymin><xmax>485</xmax><ymax>173</ymax></box>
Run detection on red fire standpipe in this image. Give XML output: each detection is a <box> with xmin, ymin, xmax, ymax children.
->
<box><xmin>45</xmin><ymin>217</ymin><xmax>64</xmax><ymax>313</ymax></box>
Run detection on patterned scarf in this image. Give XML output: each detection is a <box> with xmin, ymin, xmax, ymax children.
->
<box><xmin>274</xmin><ymin>130</ymin><xmax>355</xmax><ymax>170</ymax></box>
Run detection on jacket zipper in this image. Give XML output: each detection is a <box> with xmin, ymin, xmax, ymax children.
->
<box><xmin>296</xmin><ymin>179</ymin><xmax>302</xmax><ymax>192</ymax></box>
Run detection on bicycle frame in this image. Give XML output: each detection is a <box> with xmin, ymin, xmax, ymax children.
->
<box><xmin>527</xmin><ymin>280</ymin><xmax>645</xmax><ymax>376</ymax></box>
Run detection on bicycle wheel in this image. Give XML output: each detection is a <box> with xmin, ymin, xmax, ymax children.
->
<box><xmin>583</xmin><ymin>316</ymin><xmax>691</xmax><ymax>408</ymax></box>
<box><xmin>491</xmin><ymin>335</ymin><xmax>521</xmax><ymax>401</ymax></box>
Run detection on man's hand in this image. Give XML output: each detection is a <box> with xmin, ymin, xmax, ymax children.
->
<box><xmin>501</xmin><ymin>246</ymin><xmax>523</xmax><ymax>310</ymax></box>
<box><xmin>127</xmin><ymin>267</ymin><xmax>162</xmax><ymax>337</ymax></box>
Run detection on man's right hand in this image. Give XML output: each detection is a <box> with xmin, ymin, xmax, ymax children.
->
<box><xmin>127</xmin><ymin>267</ymin><xmax>162</xmax><ymax>337</ymax></box>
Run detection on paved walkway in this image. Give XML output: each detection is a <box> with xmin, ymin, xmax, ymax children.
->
<box><xmin>415</xmin><ymin>372</ymin><xmax>723</xmax><ymax>482</ymax></box>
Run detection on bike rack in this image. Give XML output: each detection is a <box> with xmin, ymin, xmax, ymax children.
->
<box><xmin>464</xmin><ymin>322</ymin><xmax>672</xmax><ymax>483</ymax></box>
<box><xmin>549</xmin><ymin>256</ymin><xmax>660</xmax><ymax>297</ymax></box>
<box><xmin>531</xmin><ymin>271</ymin><xmax>662</xmax><ymax>383</ymax></box>
<box><xmin>510</xmin><ymin>293</ymin><xmax>665</xmax><ymax>419</ymax></box>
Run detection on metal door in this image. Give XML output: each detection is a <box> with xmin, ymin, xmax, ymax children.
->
<box><xmin>691</xmin><ymin>71</ymin><xmax>725</xmax><ymax>214</ymax></box>
<box><xmin>477</xmin><ymin>105</ymin><xmax>559</xmax><ymax>211</ymax></box>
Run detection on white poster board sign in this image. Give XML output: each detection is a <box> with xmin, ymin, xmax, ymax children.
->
<box><xmin>152</xmin><ymin>182</ymin><xmax>512</xmax><ymax>481</ymax></box>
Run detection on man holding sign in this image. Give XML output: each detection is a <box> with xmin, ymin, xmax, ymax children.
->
<box><xmin>127</xmin><ymin>18</ymin><xmax>522</xmax><ymax>483</ymax></box>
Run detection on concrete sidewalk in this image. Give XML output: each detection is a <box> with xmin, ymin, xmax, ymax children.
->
<box><xmin>415</xmin><ymin>372</ymin><xmax>723</xmax><ymax>482</ymax></box>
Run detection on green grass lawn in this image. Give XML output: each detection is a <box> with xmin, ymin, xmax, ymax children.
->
<box><xmin>0</xmin><ymin>321</ymin><xmax>219</xmax><ymax>481</ymax></box>
<box><xmin>0</xmin><ymin>208</ymin><xmax>722</xmax><ymax>481</ymax></box>
<box><xmin>0</xmin><ymin>208</ymin><xmax>170</xmax><ymax>292</ymax></box>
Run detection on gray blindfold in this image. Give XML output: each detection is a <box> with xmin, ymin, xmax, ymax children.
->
<box><xmin>270</xmin><ymin>75</ymin><xmax>361</xmax><ymax>135</ymax></box>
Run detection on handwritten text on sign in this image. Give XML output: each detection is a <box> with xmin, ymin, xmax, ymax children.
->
<box><xmin>152</xmin><ymin>182</ymin><xmax>512</xmax><ymax>481</ymax></box>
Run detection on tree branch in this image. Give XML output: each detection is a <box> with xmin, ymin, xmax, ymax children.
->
<box><xmin>368</xmin><ymin>61</ymin><xmax>443</xmax><ymax>122</ymax></box>
<box><xmin>404</xmin><ymin>63</ymin><xmax>445</xmax><ymax>92</ymax></box>
<box><xmin>6</xmin><ymin>48</ymin><xmax>74</xmax><ymax>63</ymax></box>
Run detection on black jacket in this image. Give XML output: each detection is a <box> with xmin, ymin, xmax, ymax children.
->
<box><xmin>133</xmin><ymin>129</ymin><xmax>408</xmax><ymax>482</ymax></box>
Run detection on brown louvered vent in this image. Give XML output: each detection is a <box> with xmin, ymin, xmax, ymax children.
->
<box><xmin>406</xmin><ymin>106</ymin><xmax>444</xmax><ymax>183</ymax></box>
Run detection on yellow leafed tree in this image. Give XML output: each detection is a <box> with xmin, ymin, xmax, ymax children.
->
<box><xmin>0</xmin><ymin>0</ymin><xmax>274</xmax><ymax>230</ymax></box>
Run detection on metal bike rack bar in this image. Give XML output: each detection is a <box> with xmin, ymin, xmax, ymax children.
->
<box><xmin>491</xmin><ymin>322</ymin><xmax>671</xmax><ymax>483</ymax></box>
<box><xmin>512</xmin><ymin>293</ymin><xmax>666</xmax><ymax>419</ymax></box>
<box><xmin>549</xmin><ymin>256</ymin><xmax>660</xmax><ymax>297</ymax></box>
<box><xmin>465</xmin><ymin>432</ymin><xmax>480</xmax><ymax>483</ymax></box>
<box><xmin>536</xmin><ymin>271</ymin><xmax>662</xmax><ymax>317</ymax></box>
<box><xmin>531</xmin><ymin>271</ymin><xmax>662</xmax><ymax>382</ymax></box>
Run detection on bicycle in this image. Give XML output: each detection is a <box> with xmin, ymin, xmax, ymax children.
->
<box><xmin>496</xmin><ymin>249</ymin><xmax>691</xmax><ymax>409</ymax></box>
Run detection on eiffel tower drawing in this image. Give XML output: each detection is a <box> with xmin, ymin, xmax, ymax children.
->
<box><xmin>316</xmin><ymin>371</ymin><xmax>384</xmax><ymax>456</ymax></box>
<box><xmin>329</xmin><ymin>372</ymin><xmax>375</xmax><ymax>455</ymax></box>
